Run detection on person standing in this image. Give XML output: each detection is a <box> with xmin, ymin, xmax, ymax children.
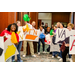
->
<box><xmin>0</xmin><ymin>24</ymin><xmax>19</xmax><ymax>62</ymax></box>
<box><xmin>38</xmin><ymin>26</ymin><xmax>45</xmax><ymax>55</ymax></box>
<box><xmin>23</xmin><ymin>21</ymin><xmax>36</xmax><ymax>57</ymax></box>
<box><xmin>62</xmin><ymin>23</ymin><xmax>74</xmax><ymax>62</ymax></box>
<box><xmin>44</xmin><ymin>23</ymin><xmax>48</xmax><ymax>34</ymax></box>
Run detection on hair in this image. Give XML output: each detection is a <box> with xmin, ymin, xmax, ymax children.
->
<box><xmin>42</xmin><ymin>22</ymin><xmax>44</xmax><ymax>25</ymax></box>
<box><xmin>32</xmin><ymin>21</ymin><xmax>35</xmax><ymax>23</ymax></box>
<box><xmin>40</xmin><ymin>25</ymin><xmax>43</xmax><ymax>28</ymax></box>
<box><xmin>16</xmin><ymin>21</ymin><xmax>20</xmax><ymax>24</ymax></box>
<box><xmin>67</xmin><ymin>23</ymin><xmax>74</xmax><ymax>29</ymax></box>
<box><xmin>7</xmin><ymin>23</ymin><xmax>18</xmax><ymax>33</ymax></box>
<box><xmin>54</xmin><ymin>26</ymin><xmax>57</xmax><ymax>28</ymax></box>
<box><xmin>60</xmin><ymin>22</ymin><xmax>64</xmax><ymax>27</ymax></box>
<box><xmin>47</xmin><ymin>27</ymin><xmax>50</xmax><ymax>30</ymax></box>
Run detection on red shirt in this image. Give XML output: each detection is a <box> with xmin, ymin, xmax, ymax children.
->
<box><xmin>0</xmin><ymin>30</ymin><xmax>19</xmax><ymax>42</ymax></box>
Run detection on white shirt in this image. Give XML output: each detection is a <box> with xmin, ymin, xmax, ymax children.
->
<box><xmin>38</xmin><ymin>29</ymin><xmax>44</xmax><ymax>36</ymax></box>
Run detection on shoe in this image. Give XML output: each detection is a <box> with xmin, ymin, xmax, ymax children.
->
<box><xmin>57</xmin><ymin>56</ymin><xmax>61</xmax><ymax>59</ymax></box>
<box><xmin>18</xmin><ymin>60</ymin><xmax>23</xmax><ymax>62</ymax></box>
<box><xmin>52</xmin><ymin>56</ymin><xmax>54</xmax><ymax>58</ymax></box>
<box><xmin>12</xmin><ymin>60</ymin><xmax>15</xmax><ymax>62</ymax></box>
<box><xmin>43</xmin><ymin>51</ymin><xmax>46</xmax><ymax>53</ymax></box>
<box><xmin>23</xmin><ymin>55</ymin><xmax>26</xmax><ymax>58</ymax></box>
<box><xmin>59</xmin><ymin>58</ymin><xmax>62</xmax><ymax>62</ymax></box>
<box><xmin>69</xmin><ymin>58</ymin><xmax>73</xmax><ymax>62</ymax></box>
<box><xmin>38</xmin><ymin>52</ymin><xmax>40</xmax><ymax>55</ymax></box>
<box><xmin>32</xmin><ymin>55</ymin><xmax>36</xmax><ymax>57</ymax></box>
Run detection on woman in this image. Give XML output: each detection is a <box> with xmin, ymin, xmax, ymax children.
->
<box><xmin>0</xmin><ymin>24</ymin><xmax>19</xmax><ymax>62</ymax></box>
<box><xmin>38</xmin><ymin>26</ymin><xmax>45</xmax><ymax>55</ymax></box>
<box><xmin>50</xmin><ymin>26</ymin><xmax>60</xmax><ymax>58</ymax></box>
<box><xmin>62</xmin><ymin>23</ymin><xmax>74</xmax><ymax>62</ymax></box>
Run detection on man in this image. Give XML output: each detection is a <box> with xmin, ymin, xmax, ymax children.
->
<box><xmin>44</xmin><ymin>23</ymin><xmax>48</xmax><ymax>34</ymax></box>
<box><xmin>23</xmin><ymin>21</ymin><xmax>36</xmax><ymax>57</ymax></box>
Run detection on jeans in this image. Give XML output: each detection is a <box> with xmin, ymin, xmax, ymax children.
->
<box><xmin>38</xmin><ymin>38</ymin><xmax>45</xmax><ymax>52</ymax></box>
<box><xmin>47</xmin><ymin>45</ymin><xmax>50</xmax><ymax>52</ymax></box>
<box><xmin>52</xmin><ymin>51</ymin><xmax>60</xmax><ymax>56</ymax></box>
<box><xmin>12</xmin><ymin>41</ymin><xmax>22</xmax><ymax>62</ymax></box>
<box><xmin>59</xmin><ymin>44</ymin><xmax>62</xmax><ymax>58</ymax></box>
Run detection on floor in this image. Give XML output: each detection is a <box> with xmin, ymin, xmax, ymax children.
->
<box><xmin>20</xmin><ymin>44</ymin><xmax>70</xmax><ymax>62</ymax></box>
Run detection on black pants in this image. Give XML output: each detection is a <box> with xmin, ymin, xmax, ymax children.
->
<box><xmin>62</xmin><ymin>47</ymin><xmax>69</xmax><ymax>62</ymax></box>
<box><xmin>38</xmin><ymin>38</ymin><xmax>45</xmax><ymax>52</ymax></box>
<box><xmin>47</xmin><ymin>45</ymin><xmax>50</xmax><ymax>52</ymax></box>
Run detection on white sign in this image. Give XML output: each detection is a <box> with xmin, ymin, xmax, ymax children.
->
<box><xmin>0</xmin><ymin>36</ymin><xmax>19</xmax><ymax>62</ymax></box>
<box><xmin>17</xmin><ymin>26</ymin><xmax>24</xmax><ymax>41</ymax></box>
<box><xmin>0</xmin><ymin>37</ymin><xmax>5</xmax><ymax>62</ymax></box>
<box><xmin>4</xmin><ymin>38</ymin><xmax>19</xmax><ymax>61</ymax></box>
<box><xmin>23</xmin><ymin>29</ymin><xmax>39</xmax><ymax>42</ymax></box>
<box><xmin>44</xmin><ymin>34</ymin><xmax>51</xmax><ymax>45</ymax></box>
<box><xmin>69</xmin><ymin>36</ymin><xmax>75</xmax><ymax>54</ymax></box>
<box><xmin>55</xmin><ymin>28</ymin><xmax>69</xmax><ymax>43</ymax></box>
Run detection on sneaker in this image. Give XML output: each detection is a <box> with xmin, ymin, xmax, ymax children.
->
<box><xmin>32</xmin><ymin>55</ymin><xmax>36</xmax><ymax>57</ymax></box>
<box><xmin>23</xmin><ymin>55</ymin><xmax>26</xmax><ymax>58</ymax></box>
<box><xmin>38</xmin><ymin>52</ymin><xmax>40</xmax><ymax>55</ymax></box>
<box><xmin>18</xmin><ymin>60</ymin><xmax>23</xmax><ymax>62</ymax></box>
<box><xmin>57</xmin><ymin>56</ymin><xmax>61</xmax><ymax>59</ymax></box>
<box><xmin>43</xmin><ymin>51</ymin><xmax>46</xmax><ymax>53</ymax></box>
<box><xmin>12</xmin><ymin>60</ymin><xmax>15</xmax><ymax>62</ymax></box>
<box><xmin>69</xmin><ymin>58</ymin><xmax>73</xmax><ymax>62</ymax></box>
<box><xmin>59</xmin><ymin>58</ymin><xmax>62</xmax><ymax>62</ymax></box>
<box><xmin>52</xmin><ymin>56</ymin><xmax>54</xmax><ymax>58</ymax></box>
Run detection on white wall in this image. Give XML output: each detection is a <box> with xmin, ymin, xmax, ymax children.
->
<box><xmin>38</xmin><ymin>13</ymin><xmax>52</xmax><ymax>27</ymax></box>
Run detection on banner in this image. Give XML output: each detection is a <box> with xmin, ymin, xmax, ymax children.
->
<box><xmin>4</xmin><ymin>38</ymin><xmax>19</xmax><ymax>61</ymax></box>
<box><xmin>44</xmin><ymin>34</ymin><xmax>51</xmax><ymax>45</ymax></box>
<box><xmin>0</xmin><ymin>36</ymin><xmax>20</xmax><ymax>62</ymax></box>
<box><xmin>17</xmin><ymin>26</ymin><xmax>24</xmax><ymax>41</ymax></box>
<box><xmin>69</xmin><ymin>36</ymin><xmax>75</xmax><ymax>54</ymax></box>
<box><xmin>0</xmin><ymin>37</ymin><xmax>5</xmax><ymax>62</ymax></box>
<box><xmin>23</xmin><ymin>29</ymin><xmax>39</xmax><ymax>42</ymax></box>
<box><xmin>55</xmin><ymin>28</ymin><xmax>69</xmax><ymax>43</ymax></box>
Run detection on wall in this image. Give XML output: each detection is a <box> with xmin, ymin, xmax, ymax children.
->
<box><xmin>52</xmin><ymin>12</ymin><xmax>70</xmax><ymax>24</ymax></box>
<box><xmin>0</xmin><ymin>12</ymin><xmax>17</xmax><ymax>33</ymax></box>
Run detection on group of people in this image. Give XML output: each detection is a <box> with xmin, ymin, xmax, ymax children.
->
<box><xmin>37</xmin><ymin>22</ymin><xmax>75</xmax><ymax>62</ymax></box>
<box><xmin>0</xmin><ymin>20</ymin><xmax>74</xmax><ymax>62</ymax></box>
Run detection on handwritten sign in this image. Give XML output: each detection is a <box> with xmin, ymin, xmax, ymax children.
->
<box><xmin>23</xmin><ymin>29</ymin><xmax>39</xmax><ymax>42</ymax></box>
<box><xmin>0</xmin><ymin>37</ymin><xmax>5</xmax><ymax>62</ymax></box>
<box><xmin>55</xmin><ymin>28</ymin><xmax>69</xmax><ymax>43</ymax></box>
<box><xmin>44</xmin><ymin>34</ymin><xmax>51</xmax><ymax>45</ymax></box>
<box><xmin>69</xmin><ymin>36</ymin><xmax>75</xmax><ymax>54</ymax></box>
<box><xmin>17</xmin><ymin>26</ymin><xmax>24</xmax><ymax>41</ymax></box>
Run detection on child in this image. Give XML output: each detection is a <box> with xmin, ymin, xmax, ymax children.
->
<box><xmin>0</xmin><ymin>24</ymin><xmax>19</xmax><ymax>62</ymax></box>
<box><xmin>38</xmin><ymin>26</ymin><xmax>45</xmax><ymax>55</ymax></box>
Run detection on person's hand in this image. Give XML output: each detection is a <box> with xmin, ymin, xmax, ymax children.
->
<box><xmin>24</xmin><ymin>31</ymin><xmax>27</xmax><ymax>35</ymax></box>
<box><xmin>65</xmin><ymin>44</ymin><xmax>69</xmax><ymax>46</ymax></box>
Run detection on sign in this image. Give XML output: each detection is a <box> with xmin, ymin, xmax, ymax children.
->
<box><xmin>0</xmin><ymin>37</ymin><xmax>5</xmax><ymax>62</ymax></box>
<box><xmin>69</xmin><ymin>36</ymin><xmax>75</xmax><ymax>54</ymax></box>
<box><xmin>17</xmin><ymin>26</ymin><xmax>24</xmax><ymax>41</ymax></box>
<box><xmin>44</xmin><ymin>34</ymin><xmax>51</xmax><ymax>45</ymax></box>
<box><xmin>55</xmin><ymin>28</ymin><xmax>69</xmax><ymax>43</ymax></box>
<box><xmin>23</xmin><ymin>29</ymin><xmax>39</xmax><ymax>42</ymax></box>
<box><xmin>0</xmin><ymin>37</ymin><xmax>19</xmax><ymax>62</ymax></box>
<box><xmin>4</xmin><ymin>38</ymin><xmax>19</xmax><ymax>61</ymax></box>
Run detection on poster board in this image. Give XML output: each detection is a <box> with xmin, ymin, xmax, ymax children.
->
<box><xmin>69</xmin><ymin>36</ymin><xmax>75</xmax><ymax>54</ymax></box>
